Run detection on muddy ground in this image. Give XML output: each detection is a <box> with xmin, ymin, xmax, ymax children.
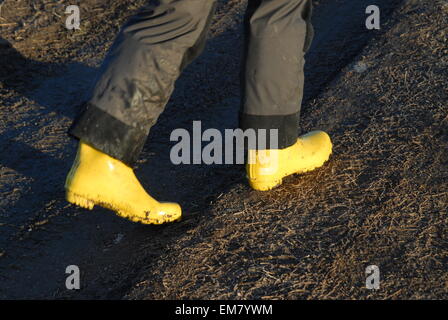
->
<box><xmin>0</xmin><ymin>0</ymin><xmax>447</xmax><ymax>299</ymax></box>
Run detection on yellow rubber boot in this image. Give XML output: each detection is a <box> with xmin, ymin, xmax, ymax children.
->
<box><xmin>65</xmin><ymin>142</ymin><xmax>181</xmax><ymax>224</ymax></box>
<box><xmin>247</xmin><ymin>130</ymin><xmax>332</xmax><ymax>191</ymax></box>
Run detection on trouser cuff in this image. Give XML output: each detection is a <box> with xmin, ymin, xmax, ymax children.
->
<box><xmin>239</xmin><ymin>112</ymin><xmax>299</xmax><ymax>150</ymax></box>
<box><xmin>69</xmin><ymin>103</ymin><xmax>147</xmax><ymax>167</ymax></box>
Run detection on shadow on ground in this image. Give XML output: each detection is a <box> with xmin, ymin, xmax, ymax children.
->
<box><xmin>0</xmin><ymin>0</ymin><xmax>408</xmax><ymax>299</ymax></box>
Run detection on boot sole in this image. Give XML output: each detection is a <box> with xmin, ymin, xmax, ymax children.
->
<box><xmin>248</xmin><ymin>152</ymin><xmax>332</xmax><ymax>191</ymax></box>
<box><xmin>66</xmin><ymin>190</ymin><xmax>181</xmax><ymax>225</ymax></box>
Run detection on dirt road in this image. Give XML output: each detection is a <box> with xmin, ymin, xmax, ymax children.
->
<box><xmin>1</xmin><ymin>0</ymin><xmax>447</xmax><ymax>299</ymax></box>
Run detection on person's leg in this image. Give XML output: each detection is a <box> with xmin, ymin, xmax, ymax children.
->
<box><xmin>65</xmin><ymin>0</ymin><xmax>217</xmax><ymax>224</ymax></box>
<box><xmin>240</xmin><ymin>0</ymin><xmax>314</xmax><ymax>148</ymax></box>
<box><xmin>241</xmin><ymin>0</ymin><xmax>332</xmax><ymax>191</ymax></box>
<box><xmin>70</xmin><ymin>0</ymin><xmax>217</xmax><ymax>165</ymax></box>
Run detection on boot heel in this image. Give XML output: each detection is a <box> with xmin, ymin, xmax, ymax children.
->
<box><xmin>248</xmin><ymin>178</ymin><xmax>283</xmax><ymax>191</ymax></box>
<box><xmin>66</xmin><ymin>190</ymin><xmax>95</xmax><ymax>210</ymax></box>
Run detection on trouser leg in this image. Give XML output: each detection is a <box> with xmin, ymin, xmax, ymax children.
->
<box><xmin>69</xmin><ymin>0</ymin><xmax>217</xmax><ymax>166</ymax></box>
<box><xmin>239</xmin><ymin>0</ymin><xmax>314</xmax><ymax>149</ymax></box>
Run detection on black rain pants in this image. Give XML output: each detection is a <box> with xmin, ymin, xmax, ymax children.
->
<box><xmin>69</xmin><ymin>0</ymin><xmax>314</xmax><ymax>166</ymax></box>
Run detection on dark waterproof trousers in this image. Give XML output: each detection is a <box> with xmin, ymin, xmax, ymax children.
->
<box><xmin>69</xmin><ymin>0</ymin><xmax>314</xmax><ymax>166</ymax></box>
